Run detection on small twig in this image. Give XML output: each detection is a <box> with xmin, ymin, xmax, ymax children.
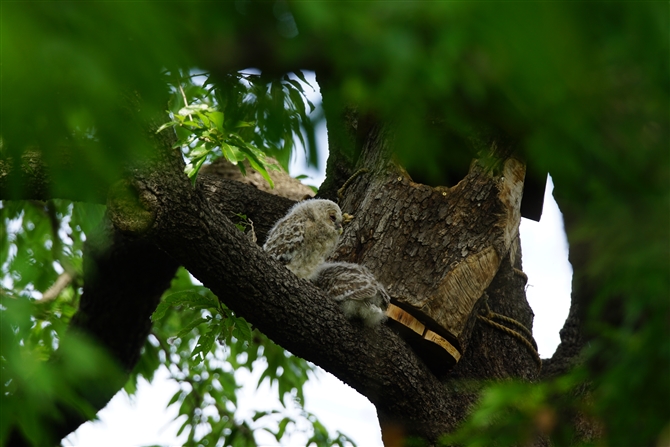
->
<box><xmin>179</xmin><ymin>84</ymin><xmax>193</xmax><ymax>121</ymax></box>
<box><xmin>39</xmin><ymin>271</ymin><xmax>74</xmax><ymax>303</ymax></box>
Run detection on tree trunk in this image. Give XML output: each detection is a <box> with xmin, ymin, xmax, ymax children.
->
<box><xmin>316</xmin><ymin>114</ymin><xmax>541</xmax><ymax>441</ymax></box>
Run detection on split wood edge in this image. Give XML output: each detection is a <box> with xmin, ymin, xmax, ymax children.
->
<box><xmin>386</xmin><ymin>303</ymin><xmax>461</xmax><ymax>363</ymax></box>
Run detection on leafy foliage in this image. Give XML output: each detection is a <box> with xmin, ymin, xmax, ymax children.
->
<box><xmin>1</xmin><ymin>201</ymin><xmax>110</xmax><ymax>444</ymax></box>
<box><xmin>0</xmin><ymin>58</ymin><xmax>344</xmax><ymax>444</ymax></box>
<box><xmin>157</xmin><ymin>70</ymin><xmax>317</xmax><ymax>186</ymax></box>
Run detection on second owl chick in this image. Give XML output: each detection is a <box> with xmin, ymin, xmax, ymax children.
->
<box><xmin>310</xmin><ymin>262</ymin><xmax>390</xmax><ymax>327</ymax></box>
<box><xmin>263</xmin><ymin>199</ymin><xmax>343</xmax><ymax>279</ymax></box>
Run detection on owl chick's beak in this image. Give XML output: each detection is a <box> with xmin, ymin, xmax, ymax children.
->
<box><xmin>336</xmin><ymin>222</ymin><xmax>343</xmax><ymax>235</ymax></box>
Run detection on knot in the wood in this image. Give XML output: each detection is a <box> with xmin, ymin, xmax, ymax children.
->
<box><xmin>107</xmin><ymin>179</ymin><xmax>157</xmax><ymax>235</ymax></box>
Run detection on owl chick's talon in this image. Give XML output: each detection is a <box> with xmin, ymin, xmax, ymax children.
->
<box><xmin>342</xmin><ymin>213</ymin><xmax>354</xmax><ymax>225</ymax></box>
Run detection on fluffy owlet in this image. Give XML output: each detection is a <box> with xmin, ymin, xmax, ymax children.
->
<box><xmin>310</xmin><ymin>262</ymin><xmax>391</xmax><ymax>326</ymax></box>
<box><xmin>263</xmin><ymin>199</ymin><xmax>343</xmax><ymax>278</ymax></box>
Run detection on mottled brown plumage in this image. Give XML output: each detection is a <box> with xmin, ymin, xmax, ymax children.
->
<box><xmin>263</xmin><ymin>199</ymin><xmax>343</xmax><ymax>278</ymax></box>
<box><xmin>310</xmin><ymin>262</ymin><xmax>390</xmax><ymax>326</ymax></box>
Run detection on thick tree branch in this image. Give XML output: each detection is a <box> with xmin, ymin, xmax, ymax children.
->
<box><xmin>197</xmin><ymin>174</ymin><xmax>296</xmax><ymax>244</ymax></box>
<box><xmin>129</xmin><ymin>168</ymin><xmax>463</xmax><ymax>442</ymax></box>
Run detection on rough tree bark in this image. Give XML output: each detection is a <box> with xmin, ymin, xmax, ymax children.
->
<box><xmin>314</xmin><ymin>100</ymin><xmax>542</xmax><ymax>442</ymax></box>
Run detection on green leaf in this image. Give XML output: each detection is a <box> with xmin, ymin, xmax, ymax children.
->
<box><xmin>237</xmin><ymin>161</ymin><xmax>247</xmax><ymax>177</ymax></box>
<box><xmin>286</xmin><ymin>79</ymin><xmax>306</xmax><ymax>94</ymax></box>
<box><xmin>220</xmin><ymin>142</ymin><xmax>238</xmax><ymax>165</ymax></box>
<box><xmin>306</xmin><ymin>98</ymin><xmax>316</xmax><ymax>113</ymax></box>
<box><xmin>184</xmin><ymin>163</ymin><xmax>196</xmax><ymax>178</ymax></box>
<box><xmin>195</xmin><ymin>111</ymin><xmax>211</xmax><ymax>127</ymax></box>
<box><xmin>123</xmin><ymin>377</ymin><xmax>138</xmax><ymax>396</ymax></box>
<box><xmin>191</xmin><ymin>326</ymin><xmax>217</xmax><ymax>362</ymax></box>
<box><xmin>176</xmin><ymin>420</ymin><xmax>190</xmax><ymax>437</ymax></box>
<box><xmin>187</xmin><ymin>157</ymin><xmax>207</xmax><ymax>185</ymax></box>
<box><xmin>238</xmin><ymin>146</ymin><xmax>274</xmax><ymax>188</ymax></box>
<box><xmin>176</xmin><ymin>316</ymin><xmax>210</xmax><ymax>338</ymax></box>
<box><xmin>189</xmin><ymin>144</ymin><xmax>209</xmax><ymax>160</ymax></box>
<box><xmin>167</xmin><ymin>390</ymin><xmax>183</xmax><ymax>407</ymax></box>
<box><xmin>152</xmin><ymin>290</ymin><xmax>217</xmax><ymax>322</ymax></box>
<box><xmin>292</xmin><ymin>70</ymin><xmax>312</xmax><ymax>88</ymax></box>
<box><xmin>208</xmin><ymin>111</ymin><xmax>224</xmax><ymax>131</ymax></box>
<box><xmin>287</xmin><ymin>86</ymin><xmax>307</xmax><ymax>117</ymax></box>
<box><xmin>178</xmin><ymin>104</ymin><xmax>213</xmax><ymax>116</ymax></box>
<box><xmin>174</xmin><ymin>125</ymin><xmax>193</xmax><ymax>142</ymax></box>
<box><xmin>251</xmin><ymin>410</ymin><xmax>274</xmax><ymax>422</ymax></box>
<box><xmin>156</xmin><ymin>120</ymin><xmax>178</xmax><ymax>134</ymax></box>
<box><xmin>232</xmin><ymin>318</ymin><xmax>252</xmax><ymax>343</ymax></box>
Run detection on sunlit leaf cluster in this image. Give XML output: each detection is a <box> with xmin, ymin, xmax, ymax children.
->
<box><xmin>158</xmin><ymin>70</ymin><xmax>318</xmax><ymax>186</ymax></box>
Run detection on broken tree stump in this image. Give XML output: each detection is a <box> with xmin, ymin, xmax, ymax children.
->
<box><xmin>333</xmin><ymin>131</ymin><xmax>526</xmax><ymax>376</ymax></box>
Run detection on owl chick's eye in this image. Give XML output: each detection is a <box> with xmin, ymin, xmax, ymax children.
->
<box><xmin>330</xmin><ymin>214</ymin><xmax>337</xmax><ymax>222</ymax></box>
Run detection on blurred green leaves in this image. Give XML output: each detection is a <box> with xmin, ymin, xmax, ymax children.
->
<box><xmin>2</xmin><ymin>195</ymin><xmax>351</xmax><ymax>446</ymax></box>
<box><xmin>442</xmin><ymin>372</ymin><xmax>593</xmax><ymax>447</ymax></box>
<box><xmin>0</xmin><ymin>295</ymin><xmax>124</xmax><ymax>446</ymax></box>
<box><xmin>1</xmin><ymin>199</ymin><xmax>109</xmax><ymax>445</ymax></box>
<box><xmin>1</xmin><ymin>2</ymin><xmax>188</xmax><ymax>201</ymax></box>
<box><xmin>1</xmin><ymin>3</ymin><xmax>319</xmax><ymax>200</ymax></box>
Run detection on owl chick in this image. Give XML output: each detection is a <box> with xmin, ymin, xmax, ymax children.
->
<box><xmin>263</xmin><ymin>199</ymin><xmax>343</xmax><ymax>278</ymax></box>
<box><xmin>310</xmin><ymin>262</ymin><xmax>390</xmax><ymax>326</ymax></box>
